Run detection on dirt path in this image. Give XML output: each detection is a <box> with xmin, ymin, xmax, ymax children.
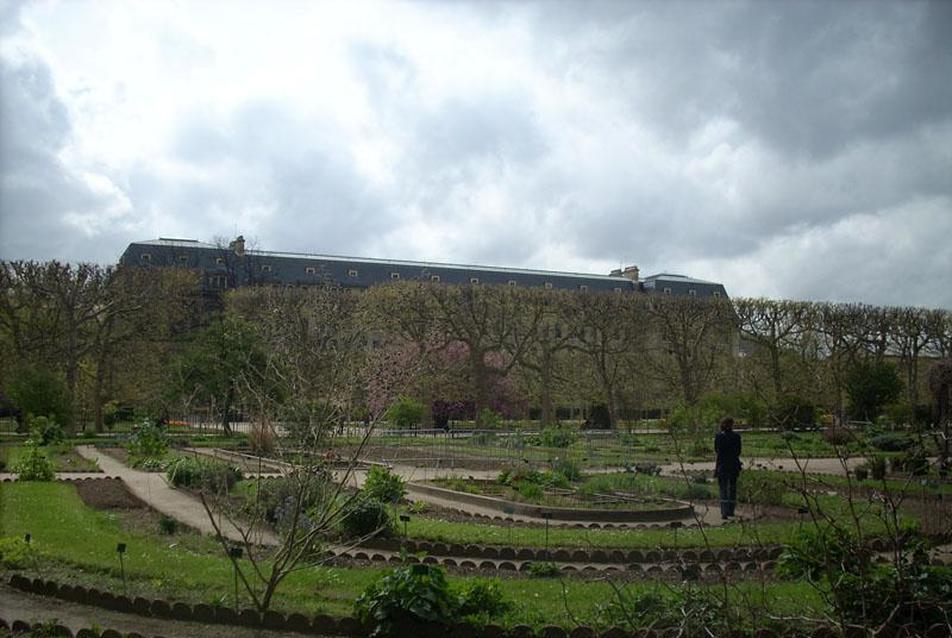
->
<box><xmin>75</xmin><ymin>446</ymin><xmax>278</xmax><ymax>546</ymax></box>
<box><xmin>0</xmin><ymin>584</ymin><xmax>322</xmax><ymax>638</ymax></box>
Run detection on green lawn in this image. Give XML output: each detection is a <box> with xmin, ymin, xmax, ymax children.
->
<box><xmin>0</xmin><ymin>481</ymin><xmax>826</xmax><ymax>628</ymax></box>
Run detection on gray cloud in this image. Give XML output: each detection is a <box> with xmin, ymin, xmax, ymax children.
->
<box><xmin>0</xmin><ymin>0</ymin><xmax>949</xmax><ymax>307</ymax></box>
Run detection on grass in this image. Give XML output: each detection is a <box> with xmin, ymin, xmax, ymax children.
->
<box><xmin>0</xmin><ymin>481</ymin><xmax>827</xmax><ymax>628</ymax></box>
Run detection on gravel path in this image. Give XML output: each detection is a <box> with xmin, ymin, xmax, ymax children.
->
<box><xmin>74</xmin><ymin>446</ymin><xmax>278</xmax><ymax>546</ymax></box>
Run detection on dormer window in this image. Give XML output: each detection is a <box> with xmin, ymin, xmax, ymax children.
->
<box><xmin>216</xmin><ymin>257</ymin><xmax>225</xmax><ymax>265</ymax></box>
<box><xmin>470</xmin><ymin>277</ymin><xmax>479</xmax><ymax>285</ymax></box>
<box><xmin>688</xmin><ymin>289</ymin><xmax>696</xmax><ymax>296</ymax></box>
<box><xmin>430</xmin><ymin>274</ymin><xmax>441</xmax><ymax>282</ymax></box>
<box><xmin>544</xmin><ymin>282</ymin><xmax>553</xmax><ymax>290</ymax></box>
<box><xmin>391</xmin><ymin>272</ymin><xmax>400</xmax><ymax>280</ymax></box>
<box><xmin>178</xmin><ymin>255</ymin><xmax>188</xmax><ymax>263</ymax></box>
<box><xmin>614</xmin><ymin>287</ymin><xmax>622</xmax><ymax>293</ymax></box>
<box><xmin>261</xmin><ymin>264</ymin><xmax>273</xmax><ymax>273</ymax></box>
<box><xmin>579</xmin><ymin>284</ymin><xmax>588</xmax><ymax>291</ymax></box>
<box><xmin>713</xmin><ymin>291</ymin><xmax>721</xmax><ymax>298</ymax></box>
<box><xmin>508</xmin><ymin>280</ymin><xmax>517</xmax><ymax>287</ymax></box>
<box><xmin>663</xmin><ymin>287</ymin><xmax>672</xmax><ymax>294</ymax></box>
<box><xmin>348</xmin><ymin>269</ymin><xmax>358</xmax><ymax>278</ymax></box>
<box><xmin>306</xmin><ymin>266</ymin><xmax>316</xmax><ymax>275</ymax></box>
<box><xmin>140</xmin><ymin>253</ymin><xmax>151</xmax><ymax>263</ymax></box>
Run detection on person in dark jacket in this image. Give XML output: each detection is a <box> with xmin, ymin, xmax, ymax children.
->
<box><xmin>714</xmin><ymin>417</ymin><xmax>742</xmax><ymax>519</ymax></box>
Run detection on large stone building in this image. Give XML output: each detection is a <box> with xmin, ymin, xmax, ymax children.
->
<box><xmin>120</xmin><ymin>236</ymin><xmax>729</xmax><ymax>298</ymax></box>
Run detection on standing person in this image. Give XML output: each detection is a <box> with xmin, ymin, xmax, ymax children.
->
<box><xmin>714</xmin><ymin>417</ymin><xmax>742</xmax><ymax>520</ymax></box>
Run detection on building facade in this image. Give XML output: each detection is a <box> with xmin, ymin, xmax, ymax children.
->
<box><xmin>119</xmin><ymin>236</ymin><xmax>729</xmax><ymax>298</ymax></box>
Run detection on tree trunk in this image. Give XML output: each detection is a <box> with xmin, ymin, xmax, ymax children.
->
<box><xmin>540</xmin><ymin>349</ymin><xmax>555</xmax><ymax>427</ymax></box>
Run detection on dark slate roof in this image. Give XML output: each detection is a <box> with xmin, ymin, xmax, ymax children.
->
<box><xmin>641</xmin><ymin>273</ymin><xmax>728</xmax><ymax>298</ymax></box>
<box><xmin>119</xmin><ymin>238</ymin><xmax>729</xmax><ymax>297</ymax></box>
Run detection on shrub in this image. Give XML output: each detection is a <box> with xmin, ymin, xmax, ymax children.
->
<box><xmin>476</xmin><ymin>408</ymin><xmax>503</xmax><ymax>429</ymax></box>
<box><xmin>7</xmin><ymin>367</ymin><xmax>73</xmax><ymax>430</ymax></box>
<box><xmin>257</xmin><ymin>470</ymin><xmax>332</xmax><ymax>526</ymax></box>
<box><xmin>892</xmin><ymin>448</ymin><xmax>929</xmax><ymax>476</ymax></box>
<box><xmin>456</xmin><ymin>579</ymin><xmax>511</xmax><ymax>619</ymax></box>
<box><xmin>248</xmin><ymin>422</ymin><xmax>275</xmax><ymax>455</ymax></box>
<box><xmin>517</xmin><ymin>482</ymin><xmax>544</xmax><ymax>501</ymax></box>
<box><xmin>768</xmin><ymin>396</ymin><xmax>819</xmax><ymax>430</ymax></box>
<box><xmin>536</xmin><ymin>426</ymin><xmax>577</xmax><ymax>448</ymax></box>
<box><xmin>387</xmin><ymin>396</ymin><xmax>425</xmax><ymax>429</ymax></box>
<box><xmin>0</xmin><ymin>537</ymin><xmax>32</xmax><ymax>568</ymax></box>
<box><xmin>28</xmin><ymin>415</ymin><xmax>64</xmax><ymax>446</ymax></box>
<box><xmin>165</xmin><ymin>457</ymin><xmax>242</xmax><ymax>492</ymax></box>
<box><xmin>868</xmin><ymin>432</ymin><xmax>914</xmax><ymax>452</ymax></box>
<box><xmin>868</xmin><ymin>456</ymin><xmax>887</xmax><ymax>480</ymax></box>
<box><xmin>13</xmin><ymin>441</ymin><xmax>55</xmax><ymax>481</ymax></box>
<box><xmin>158</xmin><ymin>515</ymin><xmax>179</xmax><ymax>535</ymax></box>
<box><xmin>846</xmin><ymin>360</ymin><xmax>902</xmax><ymax>421</ymax></box>
<box><xmin>822</xmin><ymin>427</ymin><xmax>855</xmax><ymax>446</ymax></box>
<box><xmin>526</xmin><ymin>561</ymin><xmax>561</xmax><ymax>578</ymax></box>
<box><xmin>689</xmin><ymin>438</ymin><xmax>712</xmax><ymax>457</ymax></box>
<box><xmin>127</xmin><ymin>419</ymin><xmax>168</xmax><ymax>461</ymax></box>
<box><xmin>363</xmin><ymin>466</ymin><xmax>406</xmax><ymax>504</ymax></box>
<box><xmin>738</xmin><ymin>474</ymin><xmax>786</xmax><ymax>506</ymax></box>
<box><xmin>339</xmin><ymin>497</ymin><xmax>394</xmax><ymax>539</ymax></box>
<box><xmin>355</xmin><ymin>564</ymin><xmax>457</xmax><ymax>637</ymax></box>
<box><xmin>683</xmin><ymin>483</ymin><xmax>714</xmax><ymax>501</ymax></box>
<box><xmin>551</xmin><ymin>458</ymin><xmax>581</xmax><ymax>482</ymax></box>
<box><xmin>853</xmin><ymin>466</ymin><xmax>869</xmax><ymax>481</ymax></box>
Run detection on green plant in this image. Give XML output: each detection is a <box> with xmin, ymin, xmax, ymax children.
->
<box><xmin>892</xmin><ymin>447</ymin><xmax>929</xmax><ymax>476</ymax></box>
<box><xmin>551</xmin><ymin>458</ymin><xmax>581</xmax><ymax>482</ymax></box>
<box><xmin>868</xmin><ymin>456</ymin><xmax>887</xmax><ymax>480</ymax></box>
<box><xmin>456</xmin><ymin>579</ymin><xmax>511</xmax><ymax>619</ymax></box>
<box><xmin>158</xmin><ymin>514</ymin><xmax>179</xmax><ymax>535</ymax></box>
<box><xmin>683</xmin><ymin>483</ymin><xmax>714</xmax><ymax>500</ymax></box>
<box><xmin>853</xmin><ymin>466</ymin><xmax>869</xmax><ymax>481</ymax></box>
<box><xmin>354</xmin><ymin>564</ymin><xmax>457</xmax><ymax>637</ymax></box>
<box><xmin>386</xmin><ymin>396</ymin><xmax>425</xmax><ymax>429</ymax></box>
<box><xmin>339</xmin><ymin>497</ymin><xmax>394</xmax><ymax>539</ymax></box>
<box><xmin>13</xmin><ymin>440</ymin><xmax>55</xmax><ymax>481</ymax></box>
<box><xmin>476</xmin><ymin>408</ymin><xmax>503</xmax><ymax>429</ymax></box>
<box><xmin>7</xmin><ymin>366</ymin><xmax>73</xmax><ymax>430</ymax></box>
<box><xmin>768</xmin><ymin>396</ymin><xmax>819</xmax><ymax>430</ymax></box>
<box><xmin>165</xmin><ymin>457</ymin><xmax>242</xmax><ymax>492</ymax></box>
<box><xmin>363</xmin><ymin>466</ymin><xmax>406</xmax><ymax>504</ymax></box>
<box><xmin>868</xmin><ymin>432</ymin><xmax>914</xmax><ymax>452</ymax></box>
<box><xmin>127</xmin><ymin>419</ymin><xmax>168</xmax><ymax>461</ymax></box>
<box><xmin>536</xmin><ymin>426</ymin><xmax>577</xmax><ymax>448</ymax></box>
<box><xmin>0</xmin><ymin>536</ymin><xmax>32</xmax><ymax>568</ymax></box>
<box><xmin>408</xmin><ymin>500</ymin><xmax>429</xmax><ymax>515</ymax></box>
<box><xmin>846</xmin><ymin>360</ymin><xmax>903</xmax><ymax>421</ymax></box>
<box><xmin>28</xmin><ymin>415</ymin><xmax>65</xmax><ymax>446</ymax></box>
<box><xmin>526</xmin><ymin>561</ymin><xmax>561</xmax><ymax>577</ymax></box>
<box><xmin>517</xmin><ymin>481</ymin><xmax>544</xmax><ymax>501</ymax></box>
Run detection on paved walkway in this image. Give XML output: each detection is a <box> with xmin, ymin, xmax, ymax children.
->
<box><xmin>74</xmin><ymin>446</ymin><xmax>278</xmax><ymax>546</ymax></box>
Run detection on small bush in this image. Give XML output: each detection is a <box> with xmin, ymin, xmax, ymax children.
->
<box><xmin>892</xmin><ymin>448</ymin><xmax>929</xmax><ymax>476</ymax></box>
<box><xmin>853</xmin><ymin>466</ymin><xmax>869</xmax><ymax>481</ymax></box>
<box><xmin>768</xmin><ymin>396</ymin><xmax>819</xmax><ymax>430</ymax></box>
<box><xmin>258</xmin><ymin>470</ymin><xmax>332</xmax><ymax>526</ymax></box>
<box><xmin>363</xmin><ymin>466</ymin><xmax>406</xmax><ymax>504</ymax></box>
<box><xmin>13</xmin><ymin>441</ymin><xmax>55</xmax><ymax>481</ymax></box>
<box><xmin>339</xmin><ymin>497</ymin><xmax>394</xmax><ymax>539</ymax></box>
<box><xmin>683</xmin><ymin>483</ymin><xmax>714</xmax><ymax>501</ymax></box>
<box><xmin>355</xmin><ymin>564</ymin><xmax>457</xmax><ymax>637</ymax></box>
<box><xmin>476</xmin><ymin>408</ymin><xmax>503</xmax><ymax>429</ymax></box>
<box><xmin>551</xmin><ymin>458</ymin><xmax>581</xmax><ymax>482</ymax></box>
<box><xmin>127</xmin><ymin>419</ymin><xmax>168</xmax><ymax>461</ymax></box>
<box><xmin>526</xmin><ymin>561</ymin><xmax>561</xmax><ymax>578</ymax></box>
<box><xmin>822</xmin><ymin>427</ymin><xmax>855</xmax><ymax>446</ymax></box>
<box><xmin>456</xmin><ymin>579</ymin><xmax>511</xmax><ymax>619</ymax></box>
<box><xmin>536</xmin><ymin>426</ymin><xmax>577</xmax><ymax>448</ymax></box>
<box><xmin>868</xmin><ymin>433</ymin><xmax>914</xmax><ymax>452</ymax></box>
<box><xmin>0</xmin><ymin>536</ymin><xmax>32</xmax><ymax>568</ymax></box>
<box><xmin>28</xmin><ymin>415</ymin><xmax>65</xmax><ymax>446</ymax></box>
<box><xmin>387</xmin><ymin>396</ymin><xmax>425</xmax><ymax>429</ymax></box>
<box><xmin>248</xmin><ymin>422</ymin><xmax>275</xmax><ymax>455</ymax></box>
<box><xmin>166</xmin><ymin>457</ymin><xmax>242</xmax><ymax>492</ymax></box>
<box><xmin>158</xmin><ymin>515</ymin><xmax>179</xmax><ymax>535</ymax></box>
<box><xmin>689</xmin><ymin>438</ymin><xmax>712</xmax><ymax>457</ymax></box>
<box><xmin>868</xmin><ymin>456</ymin><xmax>887</xmax><ymax>480</ymax></box>
<box><xmin>517</xmin><ymin>482</ymin><xmax>544</xmax><ymax>501</ymax></box>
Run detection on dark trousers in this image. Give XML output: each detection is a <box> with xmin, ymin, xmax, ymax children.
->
<box><xmin>718</xmin><ymin>473</ymin><xmax>738</xmax><ymax>518</ymax></box>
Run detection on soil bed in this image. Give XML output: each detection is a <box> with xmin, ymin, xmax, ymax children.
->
<box><xmin>75</xmin><ymin>477</ymin><xmax>145</xmax><ymax>509</ymax></box>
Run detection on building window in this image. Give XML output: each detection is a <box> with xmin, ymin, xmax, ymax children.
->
<box><xmin>614</xmin><ymin>287</ymin><xmax>622</xmax><ymax>293</ymax></box>
<box><xmin>348</xmin><ymin>269</ymin><xmax>358</xmax><ymax>278</ymax></box>
<box><xmin>430</xmin><ymin>274</ymin><xmax>441</xmax><ymax>282</ymax></box>
<box><xmin>508</xmin><ymin>280</ymin><xmax>517</xmax><ymax>287</ymax></box>
<box><xmin>140</xmin><ymin>253</ymin><xmax>151</xmax><ymax>263</ymax></box>
<box><xmin>713</xmin><ymin>291</ymin><xmax>721</xmax><ymax>298</ymax></box>
<box><xmin>579</xmin><ymin>284</ymin><xmax>588</xmax><ymax>291</ymax></box>
<box><xmin>216</xmin><ymin>257</ymin><xmax>225</xmax><ymax>265</ymax></box>
<box><xmin>391</xmin><ymin>272</ymin><xmax>400</xmax><ymax>280</ymax></box>
<box><xmin>544</xmin><ymin>282</ymin><xmax>553</xmax><ymax>290</ymax></box>
<box><xmin>262</xmin><ymin>264</ymin><xmax>273</xmax><ymax>273</ymax></box>
<box><xmin>209</xmin><ymin>275</ymin><xmax>227</xmax><ymax>289</ymax></box>
<box><xmin>688</xmin><ymin>289</ymin><xmax>696</xmax><ymax>296</ymax></box>
<box><xmin>470</xmin><ymin>277</ymin><xmax>479</xmax><ymax>285</ymax></box>
<box><xmin>178</xmin><ymin>255</ymin><xmax>188</xmax><ymax>263</ymax></box>
<box><xmin>663</xmin><ymin>287</ymin><xmax>672</xmax><ymax>294</ymax></box>
<box><xmin>306</xmin><ymin>266</ymin><xmax>316</xmax><ymax>275</ymax></box>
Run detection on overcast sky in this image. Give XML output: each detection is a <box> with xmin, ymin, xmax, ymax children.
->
<box><xmin>1</xmin><ymin>0</ymin><xmax>950</xmax><ymax>307</ymax></box>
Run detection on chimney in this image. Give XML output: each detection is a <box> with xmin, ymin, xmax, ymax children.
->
<box><xmin>609</xmin><ymin>268</ymin><xmax>623</xmax><ymax>277</ymax></box>
<box><xmin>622</xmin><ymin>265</ymin><xmax>639</xmax><ymax>282</ymax></box>
<box><xmin>229</xmin><ymin>235</ymin><xmax>246</xmax><ymax>257</ymax></box>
